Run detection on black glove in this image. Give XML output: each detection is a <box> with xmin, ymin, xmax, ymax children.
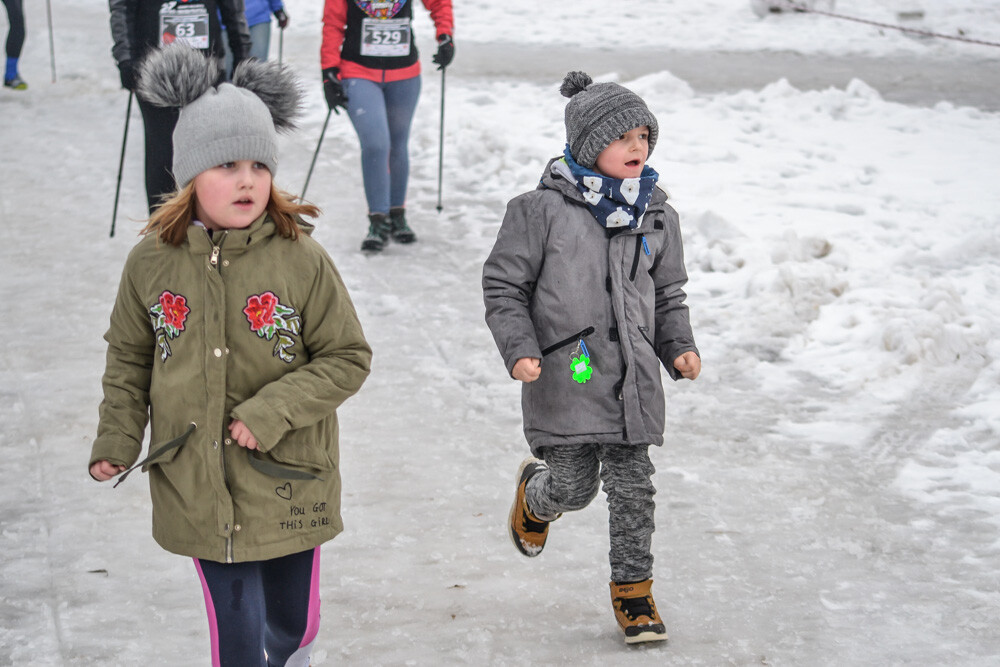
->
<box><xmin>274</xmin><ymin>8</ymin><xmax>289</xmax><ymax>29</ymax></box>
<box><xmin>118</xmin><ymin>59</ymin><xmax>139</xmax><ymax>91</ymax></box>
<box><xmin>322</xmin><ymin>68</ymin><xmax>348</xmax><ymax>113</ymax></box>
<box><xmin>432</xmin><ymin>34</ymin><xmax>454</xmax><ymax>70</ymax></box>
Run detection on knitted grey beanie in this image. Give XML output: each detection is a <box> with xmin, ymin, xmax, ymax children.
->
<box><xmin>560</xmin><ymin>71</ymin><xmax>659</xmax><ymax>169</ymax></box>
<box><xmin>138</xmin><ymin>44</ymin><xmax>302</xmax><ymax>188</ymax></box>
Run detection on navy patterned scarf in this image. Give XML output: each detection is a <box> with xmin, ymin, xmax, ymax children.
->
<box><xmin>559</xmin><ymin>146</ymin><xmax>658</xmax><ymax>230</ymax></box>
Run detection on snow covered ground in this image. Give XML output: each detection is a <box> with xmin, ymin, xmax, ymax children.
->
<box><xmin>1</xmin><ymin>1</ymin><xmax>999</xmax><ymax>664</ymax></box>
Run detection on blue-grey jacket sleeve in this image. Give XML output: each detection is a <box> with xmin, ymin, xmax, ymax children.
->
<box><xmin>482</xmin><ymin>193</ymin><xmax>546</xmax><ymax>377</ymax></box>
<box><xmin>651</xmin><ymin>204</ymin><xmax>699</xmax><ymax>379</ymax></box>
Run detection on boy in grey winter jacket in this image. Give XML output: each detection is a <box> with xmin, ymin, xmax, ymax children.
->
<box><xmin>482</xmin><ymin>72</ymin><xmax>700</xmax><ymax>645</ymax></box>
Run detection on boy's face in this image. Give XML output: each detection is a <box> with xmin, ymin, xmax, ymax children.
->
<box><xmin>193</xmin><ymin>160</ymin><xmax>272</xmax><ymax>231</ymax></box>
<box><xmin>593</xmin><ymin>125</ymin><xmax>649</xmax><ymax>180</ymax></box>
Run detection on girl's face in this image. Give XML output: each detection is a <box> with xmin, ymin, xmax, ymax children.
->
<box><xmin>593</xmin><ymin>126</ymin><xmax>650</xmax><ymax>180</ymax></box>
<box><xmin>193</xmin><ymin>160</ymin><xmax>272</xmax><ymax>231</ymax></box>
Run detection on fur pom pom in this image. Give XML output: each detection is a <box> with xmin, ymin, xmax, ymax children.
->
<box><xmin>137</xmin><ymin>43</ymin><xmax>220</xmax><ymax>108</ymax></box>
<box><xmin>560</xmin><ymin>71</ymin><xmax>593</xmax><ymax>98</ymax></box>
<box><xmin>232</xmin><ymin>59</ymin><xmax>303</xmax><ymax>132</ymax></box>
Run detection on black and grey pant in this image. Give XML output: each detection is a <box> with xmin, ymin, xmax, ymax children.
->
<box><xmin>525</xmin><ymin>443</ymin><xmax>656</xmax><ymax>583</ymax></box>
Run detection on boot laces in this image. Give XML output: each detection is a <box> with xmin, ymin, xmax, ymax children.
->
<box><xmin>619</xmin><ymin>594</ymin><xmax>655</xmax><ymax>621</ymax></box>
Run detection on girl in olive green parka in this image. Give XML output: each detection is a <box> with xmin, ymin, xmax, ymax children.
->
<box><xmin>89</xmin><ymin>45</ymin><xmax>371</xmax><ymax>667</ymax></box>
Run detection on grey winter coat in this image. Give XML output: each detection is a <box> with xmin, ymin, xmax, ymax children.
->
<box><xmin>483</xmin><ymin>158</ymin><xmax>698</xmax><ymax>454</ymax></box>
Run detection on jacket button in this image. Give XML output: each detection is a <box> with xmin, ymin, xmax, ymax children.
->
<box><xmin>214</xmin><ymin>348</ymin><xmax>222</xmax><ymax>357</ymax></box>
<box><xmin>234</xmin><ymin>524</ymin><xmax>242</xmax><ymax>532</ymax></box>
<box><xmin>225</xmin><ymin>438</ymin><xmax>233</xmax><ymax>446</ymax></box>
<box><xmin>213</xmin><ymin>441</ymin><xmax>219</xmax><ymax>449</ymax></box>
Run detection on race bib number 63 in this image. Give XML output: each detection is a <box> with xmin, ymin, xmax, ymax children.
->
<box><xmin>159</xmin><ymin>2</ymin><xmax>210</xmax><ymax>50</ymax></box>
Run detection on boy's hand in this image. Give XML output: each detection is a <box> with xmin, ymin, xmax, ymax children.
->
<box><xmin>90</xmin><ymin>460</ymin><xmax>126</xmax><ymax>482</ymax></box>
<box><xmin>512</xmin><ymin>357</ymin><xmax>541</xmax><ymax>383</ymax></box>
<box><xmin>673</xmin><ymin>351</ymin><xmax>701</xmax><ymax>380</ymax></box>
<box><xmin>229</xmin><ymin>420</ymin><xmax>259</xmax><ymax>450</ymax></box>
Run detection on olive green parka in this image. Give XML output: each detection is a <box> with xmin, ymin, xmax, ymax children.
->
<box><xmin>90</xmin><ymin>214</ymin><xmax>371</xmax><ymax>563</ymax></box>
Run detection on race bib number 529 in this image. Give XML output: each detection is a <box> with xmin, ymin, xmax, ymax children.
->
<box><xmin>360</xmin><ymin>17</ymin><xmax>411</xmax><ymax>57</ymax></box>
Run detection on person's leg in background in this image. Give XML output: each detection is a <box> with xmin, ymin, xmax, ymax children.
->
<box><xmin>2</xmin><ymin>0</ymin><xmax>27</xmax><ymax>89</ymax></box>
<box><xmin>383</xmin><ymin>75</ymin><xmax>421</xmax><ymax>242</ymax></box>
<box><xmin>247</xmin><ymin>21</ymin><xmax>271</xmax><ymax>62</ymax></box>
<box><xmin>344</xmin><ymin>77</ymin><xmax>393</xmax><ymax>250</ymax></box>
<box><xmin>136</xmin><ymin>96</ymin><xmax>179</xmax><ymax>213</ymax></box>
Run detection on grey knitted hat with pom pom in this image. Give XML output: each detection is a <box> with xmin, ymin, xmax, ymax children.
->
<box><xmin>138</xmin><ymin>44</ymin><xmax>303</xmax><ymax>188</ymax></box>
<box><xmin>560</xmin><ymin>71</ymin><xmax>658</xmax><ymax>169</ymax></box>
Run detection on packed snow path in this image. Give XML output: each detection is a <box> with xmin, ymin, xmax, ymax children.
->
<box><xmin>2</xmin><ymin>1</ymin><xmax>999</xmax><ymax>664</ymax></box>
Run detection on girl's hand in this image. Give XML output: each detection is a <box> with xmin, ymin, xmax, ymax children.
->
<box><xmin>673</xmin><ymin>351</ymin><xmax>701</xmax><ymax>380</ymax></box>
<box><xmin>90</xmin><ymin>460</ymin><xmax>126</xmax><ymax>482</ymax></box>
<box><xmin>228</xmin><ymin>420</ymin><xmax>259</xmax><ymax>450</ymax></box>
<box><xmin>512</xmin><ymin>357</ymin><xmax>541</xmax><ymax>383</ymax></box>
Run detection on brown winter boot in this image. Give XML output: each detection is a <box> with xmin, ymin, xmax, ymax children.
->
<box><xmin>508</xmin><ymin>457</ymin><xmax>554</xmax><ymax>557</ymax></box>
<box><xmin>610</xmin><ymin>579</ymin><xmax>668</xmax><ymax>644</ymax></box>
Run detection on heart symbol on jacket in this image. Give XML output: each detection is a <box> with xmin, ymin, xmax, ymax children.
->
<box><xmin>275</xmin><ymin>483</ymin><xmax>293</xmax><ymax>500</ymax></box>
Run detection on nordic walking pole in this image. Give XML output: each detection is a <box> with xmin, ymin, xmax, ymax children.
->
<box><xmin>436</xmin><ymin>67</ymin><xmax>445</xmax><ymax>212</ymax></box>
<box><xmin>278</xmin><ymin>27</ymin><xmax>284</xmax><ymax>64</ymax></box>
<box><xmin>301</xmin><ymin>109</ymin><xmax>333</xmax><ymax>200</ymax></box>
<box><xmin>110</xmin><ymin>92</ymin><xmax>134</xmax><ymax>238</ymax></box>
<box><xmin>46</xmin><ymin>0</ymin><xmax>56</xmax><ymax>82</ymax></box>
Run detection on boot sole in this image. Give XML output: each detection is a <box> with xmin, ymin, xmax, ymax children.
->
<box><xmin>624</xmin><ymin>629</ymin><xmax>669</xmax><ymax>644</ymax></box>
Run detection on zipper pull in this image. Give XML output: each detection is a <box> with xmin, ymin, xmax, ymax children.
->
<box><xmin>641</xmin><ymin>235</ymin><xmax>650</xmax><ymax>256</ymax></box>
<box><xmin>210</xmin><ymin>246</ymin><xmax>220</xmax><ymax>266</ymax></box>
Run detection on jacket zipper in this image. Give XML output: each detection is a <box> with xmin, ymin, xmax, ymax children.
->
<box><xmin>629</xmin><ymin>235</ymin><xmax>648</xmax><ymax>281</ymax></box>
<box><xmin>211</xmin><ymin>230</ymin><xmax>232</xmax><ymax>562</ymax></box>
<box><xmin>541</xmin><ymin>326</ymin><xmax>596</xmax><ymax>357</ymax></box>
<box><xmin>209</xmin><ymin>231</ymin><xmax>228</xmax><ymax>267</ymax></box>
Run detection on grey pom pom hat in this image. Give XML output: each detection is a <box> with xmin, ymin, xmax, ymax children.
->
<box><xmin>171</xmin><ymin>84</ymin><xmax>279</xmax><ymax>188</ymax></box>
<box><xmin>560</xmin><ymin>71</ymin><xmax>659</xmax><ymax>169</ymax></box>
<box><xmin>138</xmin><ymin>44</ymin><xmax>302</xmax><ymax>188</ymax></box>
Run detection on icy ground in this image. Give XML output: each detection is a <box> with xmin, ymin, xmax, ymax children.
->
<box><xmin>1</xmin><ymin>1</ymin><xmax>999</xmax><ymax>665</ymax></box>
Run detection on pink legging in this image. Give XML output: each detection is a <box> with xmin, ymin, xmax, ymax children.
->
<box><xmin>194</xmin><ymin>547</ymin><xmax>321</xmax><ymax>667</ymax></box>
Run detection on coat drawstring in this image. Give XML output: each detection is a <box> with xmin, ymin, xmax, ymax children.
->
<box><xmin>114</xmin><ymin>422</ymin><xmax>197</xmax><ymax>488</ymax></box>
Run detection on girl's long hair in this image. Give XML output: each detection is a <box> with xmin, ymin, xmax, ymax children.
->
<box><xmin>141</xmin><ymin>183</ymin><xmax>320</xmax><ymax>246</ymax></box>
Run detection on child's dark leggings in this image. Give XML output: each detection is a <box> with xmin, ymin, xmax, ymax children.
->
<box><xmin>525</xmin><ymin>444</ymin><xmax>656</xmax><ymax>584</ymax></box>
<box><xmin>194</xmin><ymin>547</ymin><xmax>321</xmax><ymax>667</ymax></box>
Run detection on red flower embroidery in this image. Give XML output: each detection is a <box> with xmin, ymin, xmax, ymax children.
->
<box><xmin>244</xmin><ymin>292</ymin><xmax>278</xmax><ymax>332</ymax></box>
<box><xmin>159</xmin><ymin>291</ymin><xmax>189</xmax><ymax>331</ymax></box>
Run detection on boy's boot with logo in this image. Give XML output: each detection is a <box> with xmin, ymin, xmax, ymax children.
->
<box><xmin>610</xmin><ymin>579</ymin><xmax>668</xmax><ymax>644</ymax></box>
<box><xmin>508</xmin><ymin>457</ymin><xmax>556</xmax><ymax>557</ymax></box>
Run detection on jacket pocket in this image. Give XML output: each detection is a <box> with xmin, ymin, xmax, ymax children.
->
<box><xmin>265</xmin><ymin>422</ymin><xmax>335</xmax><ymax>473</ymax></box>
<box><xmin>541</xmin><ymin>326</ymin><xmax>596</xmax><ymax>357</ymax></box>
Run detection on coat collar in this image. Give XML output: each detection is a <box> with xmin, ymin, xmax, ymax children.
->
<box><xmin>185</xmin><ymin>212</ymin><xmax>277</xmax><ymax>256</ymax></box>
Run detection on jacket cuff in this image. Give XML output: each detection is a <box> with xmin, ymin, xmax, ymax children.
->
<box><xmin>504</xmin><ymin>342</ymin><xmax>543</xmax><ymax>377</ymax></box>
<box><xmin>231</xmin><ymin>397</ymin><xmax>288</xmax><ymax>452</ymax></box>
<box><xmin>90</xmin><ymin>434</ymin><xmax>141</xmax><ymax>469</ymax></box>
